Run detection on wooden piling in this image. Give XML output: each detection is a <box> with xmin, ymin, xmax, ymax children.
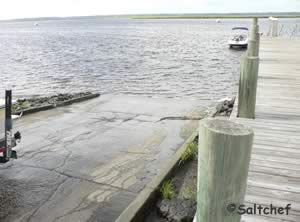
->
<box><xmin>248</xmin><ymin>18</ymin><xmax>259</xmax><ymax>57</ymax></box>
<box><xmin>237</xmin><ymin>55</ymin><xmax>259</xmax><ymax>118</ymax></box>
<box><xmin>250</xmin><ymin>18</ymin><xmax>258</xmax><ymax>36</ymax></box>
<box><xmin>197</xmin><ymin>118</ymin><xmax>254</xmax><ymax>222</ymax></box>
<box><xmin>255</xmin><ymin>33</ymin><xmax>260</xmax><ymax>57</ymax></box>
<box><xmin>238</xmin><ymin>18</ymin><xmax>260</xmax><ymax>118</ymax></box>
<box><xmin>247</xmin><ymin>39</ymin><xmax>258</xmax><ymax>57</ymax></box>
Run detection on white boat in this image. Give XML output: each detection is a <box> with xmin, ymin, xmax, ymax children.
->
<box><xmin>34</xmin><ymin>22</ymin><xmax>39</xmax><ymax>27</ymax></box>
<box><xmin>216</xmin><ymin>19</ymin><xmax>221</xmax><ymax>23</ymax></box>
<box><xmin>228</xmin><ymin>27</ymin><xmax>248</xmax><ymax>49</ymax></box>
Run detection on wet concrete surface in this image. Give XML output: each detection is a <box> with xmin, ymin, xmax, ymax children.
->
<box><xmin>0</xmin><ymin>94</ymin><xmax>208</xmax><ymax>222</ymax></box>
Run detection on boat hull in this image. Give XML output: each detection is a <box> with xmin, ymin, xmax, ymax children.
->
<box><xmin>229</xmin><ymin>43</ymin><xmax>248</xmax><ymax>49</ymax></box>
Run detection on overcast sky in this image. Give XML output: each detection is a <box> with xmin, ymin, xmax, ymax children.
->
<box><xmin>0</xmin><ymin>0</ymin><xmax>300</xmax><ymax>20</ymax></box>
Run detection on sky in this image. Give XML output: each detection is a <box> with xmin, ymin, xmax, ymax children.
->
<box><xmin>0</xmin><ymin>0</ymin><xmax>300</xmax><ymax>20</ymax></box>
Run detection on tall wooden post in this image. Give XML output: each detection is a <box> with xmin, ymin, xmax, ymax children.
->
<box><xmin>248</xmin><ymin>18</ymin><xmax>259</xmax><ymax>57</ymax></box>
<box><xmin>197</xmin><ymin>118</ymin><xmax>254</xmax><ymax>222</ymax></box>
<box><xmin>237</xmin><ymin>55</ymin><xmax>259</xmax><ymax>118</ymax></box>
<box><xmin>256</xmin><ymin>33</ymin><xmax>260</xmax><ymax>57</ymax></box>
<box><xmin>238</xmin><ymin>18</ymin><xmax>260</xmax><ymax>118</ymax></box>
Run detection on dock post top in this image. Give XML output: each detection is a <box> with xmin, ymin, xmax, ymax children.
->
<box><xmin>199</xmin><ymin>118</ymin><xmax>253</xmax><ymax>136</ymax></box>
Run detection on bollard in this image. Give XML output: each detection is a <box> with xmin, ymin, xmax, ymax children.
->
<box><xmin>237</xmin><ymin>55</ymin><xmax>259</xmax><ymax>118</ymax></box>
<box><xmin>197</xmin><ymin>118</ymin><xmax>254</xmax><ymax>222</ymax></box>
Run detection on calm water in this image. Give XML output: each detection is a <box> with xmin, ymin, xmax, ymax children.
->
<box><xmin>0</xmin><ymin>18</ymin><xmax>299</xmax><ymax>101</ymax></box>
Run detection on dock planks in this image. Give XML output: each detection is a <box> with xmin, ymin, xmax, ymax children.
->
<box><xmin>233</xmin><ymin>38</ymin><xmax>300</xmax><ymax>222</ymax></box>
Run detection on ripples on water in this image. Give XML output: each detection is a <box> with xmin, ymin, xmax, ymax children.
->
<box><xmin>0</xmin><ymin>18</ymin><xmax>299</xmax><ymax>101</ymax></box>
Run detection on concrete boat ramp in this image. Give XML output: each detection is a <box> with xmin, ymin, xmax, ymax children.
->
<box><xmin>0</xmin><ymin>95</ymin><xmax>208</xmax><ymax>222</ymax></box>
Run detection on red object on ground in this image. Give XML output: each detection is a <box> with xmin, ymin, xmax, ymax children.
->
<box><xmin>0</xmin><ymin>147</ymin><xmax>5</xmax><ymax>153</ymax></box>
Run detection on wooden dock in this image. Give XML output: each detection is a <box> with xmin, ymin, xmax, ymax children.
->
<box><xmin>233</xmin><ymin>38</ymin><xmax>300</xmax><ymax>222</ymax></box>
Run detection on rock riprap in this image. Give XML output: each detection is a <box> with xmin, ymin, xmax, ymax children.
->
<box><xmin>12</xmin><ymin>92</ymin><xmax>97</xmax><ymax>114</ymax></box>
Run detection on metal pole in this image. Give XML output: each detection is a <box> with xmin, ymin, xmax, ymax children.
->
<box><xmin>4</xmin><ymin>90</ymin><xmax>12</xmax><ymax>160</ymax></box>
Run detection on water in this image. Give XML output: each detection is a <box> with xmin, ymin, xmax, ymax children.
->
<box><xmin>0</xmin><ymin>18</ymin><xmax>299</xmax><ymax>101</ymax></box>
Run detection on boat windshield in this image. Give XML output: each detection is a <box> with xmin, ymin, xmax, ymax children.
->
<box><xmin>232</xmin><ymin>34</ymin><xmax>247</xmax><ymax>41</ymax></box>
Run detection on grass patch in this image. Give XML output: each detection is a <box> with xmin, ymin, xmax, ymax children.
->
<box><xmin>160</xmin><ymin>180</ymin><xmax>176</xmax><ymax>199</ymax></box>
<box><xmin>180</xmin><ymin>139</ymin><xmax>198</xmax><ymax>163</ymax></box>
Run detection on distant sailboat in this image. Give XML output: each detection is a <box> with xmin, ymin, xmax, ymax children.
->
<box><xmin>216</xmin><ymin>19</ymin><xmax>221</xmax><ymax>23</ymax></box>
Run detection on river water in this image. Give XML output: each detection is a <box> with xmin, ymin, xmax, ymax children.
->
<box><xmin>0</xmin><ymin>18</ymin><xmax>299</xmax><ymax>101</ymax></box>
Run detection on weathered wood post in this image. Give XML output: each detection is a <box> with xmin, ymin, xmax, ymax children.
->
<box><xmin>197</xmin><ymin>118</ymin><xmax>254</xmax><ymax>222</ymax></box>
<box><xmin>247</xmin><ymin>18</ymin><xmax>259</xmax><ymax>57</ymax></box>
<box><xmin>237</xmin><ymin>55</ymin><xmax>259</xmax><ymax>118</ymax></box>
<box><xmin>238</xmin><ymin>18</ymin><xmax>260</xmax><ymax>118</ymax></box>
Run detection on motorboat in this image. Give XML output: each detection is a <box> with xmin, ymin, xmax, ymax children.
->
<box><xmin>228</xmin><ymin>27</ymin><xmax>248</xmax><ymax>49</ymax></box>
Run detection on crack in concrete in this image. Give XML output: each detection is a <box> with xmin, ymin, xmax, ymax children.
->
<box><xmin>20</xmin><ymin>129</ymin><xmax>91</xmax><ymax>161</ymax></box>
<box><xmin>122</xmin><ymin>114</ymin><xmax>139</xmax><ymax>122</ymax></box>
<box><xmin>26</xmin><ymin>177</ymin><xmax>69</xmax><ymax>222</ymax></box>
<box><xmin>53</xmin><ymin>145</ymin><xmax>73</xmax><ymax>171</ymax></box>
<box><xmin>16</xmin><ymin>163</ymin><xmax>136</xmax><ymax>194</ymax></box>
<box><xmin>19</xmin><ymin>135</ymin><xmax>64</xmax><ymax>159</ymax></box>
<box><xmin>52</xmin><ymin>197</ymin><xmax>90</xmax><ymax>222</ymax></box>
<box><xmin>91</xmin><ymin>114</ymin><xmax>154</xmax><ymax>124</ymax></box>
<box><xmin>20</xmin><ymin>148</ymin><xmax>55</xmax><ymax>159</ymax></box>
<box><xmin>52</xmin><ymin>188</ymin><xmax>114</xmax><ymax>222</ymax></box>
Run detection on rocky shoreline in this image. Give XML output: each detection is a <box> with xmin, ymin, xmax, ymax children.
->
<box><xmin>12</xmin><ymin>92</ymin><xmax>100</xmax><ymax>115</ymax></box>
<box><xmin>214</xmin><ymin>97</ymin><xmax>235</xmax><ymax>117</ymax></box>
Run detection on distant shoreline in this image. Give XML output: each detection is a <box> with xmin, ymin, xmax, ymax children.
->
<box><xmin>1</xmin><ymin>12</ymin><xmax>300</xmax><ymax>22</ymax></box>
<box><xmin>129</xmin><ymin>13</ymin><xmax>300</xmax><ymax>19</ymax></box>
<box><xmin>131</xmin><ymin>16</ymin><xmax>300</xmax><ymax>19</ymax></box>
